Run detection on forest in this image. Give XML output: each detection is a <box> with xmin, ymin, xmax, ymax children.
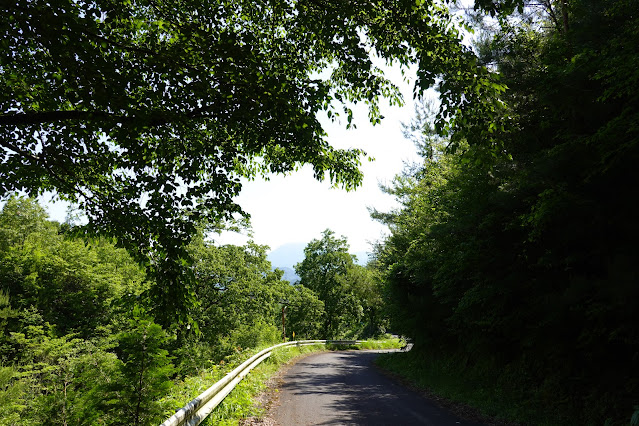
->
<box><xmin>372</xmin><ymin>0</ymin><xmax>639</xmax><ymax>424</ymax></box>
<box><xmin>2</xmin><ymin>0</ymin><xmax>638</xmax><ymax>424</ymax></box>
<box><xmin>0</xmin><ymin>197</ymin><xmax>385</xmax><ymax>424</ymax></box>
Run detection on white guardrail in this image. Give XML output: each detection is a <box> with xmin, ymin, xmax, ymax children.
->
<box><xmin>160</xmin><ymin>339</ymin><xmax>362</xmax><ymax>426</ymax></box>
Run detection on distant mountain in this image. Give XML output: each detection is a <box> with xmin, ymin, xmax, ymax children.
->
<box><xmin>267</xmin><ymin>242</ymin><xmax>306</xmax><ymax>269</ymax></box>
<box><xmin>275</xmin><ymin>266</ymin><xmax>300</xmax><ymax>284</ymax></box>
<box><xmin>268</xmin><ymin>242</ymin><xmax>372</xmax><ymax>276</ymax></box>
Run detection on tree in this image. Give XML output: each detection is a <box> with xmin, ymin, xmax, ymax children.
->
<box><xmin>338</xmin><ymin>264</ymin><xmax>387</xmax><ymax>337</ymax></box>
<box><xmin>112</xmin><ymin>311</ymin><xmax>174</xmax><ymax>426</ymax></box>
<box><xmin>282</xmin><ymin>285</ymin><xmax>325</xmax><ymax>340</ymax></box>
<box><xmin>0</xmin><ymin>197</ymin><xmax>148</xmax><ymax>340</ymax></box>
<box><xmin>189</xmin><ymin>238</ymin><xmax>286</xmax><ymax>341</ymax></box>
<box><xmin>0</xmin><ymin>364</ymin><xmax>25</xmax><ymax>425</ymax></box>
<box><xmin>2</xmin><ymin>322</ymin><xmax>123</xmax><ymax>425</ymax></box>
<box><xmin>0</xmin><ymin>291</ymin><xmax>16</xmax><ymax>338</ymax></box>
<box><xmin>1</xmin><ymin>0</ymin><xmax>507</xmax><ymax>320</ymax></box>
<box><xmin>171</xmin><ymin>236</ymin><xmax>308</xmax><ymax>370</ymax></box>
<box><xmin>295</xmin><ymin>229</ymin><xmax>362</xmax><ymax>338</ymax></box>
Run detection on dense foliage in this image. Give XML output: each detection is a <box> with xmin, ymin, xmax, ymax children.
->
<box><xmin>373</xmin><ymin>0</ymin><xmax>639</xmax><ymax>424</ymax></box>
<box><xmin>0</xmin><ymin>197</ymin><xmax>330</xmax><ymax>424</ymax></box>
<box><xmin>1</xmin><ymin>0</ymin><xmax>505</xmax><ymax>319</ymax></box>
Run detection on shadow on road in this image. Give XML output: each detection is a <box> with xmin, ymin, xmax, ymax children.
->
<box><xmin>276</xmin><ymin>351</ymin><xmax>480</xmax><ymax>425</ymax></box>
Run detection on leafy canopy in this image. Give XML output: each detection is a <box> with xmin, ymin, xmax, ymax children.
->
<box><xmin>1</xmin><ymin>0</ymin><xmax>507</xmax><ymax>319</ymax></box>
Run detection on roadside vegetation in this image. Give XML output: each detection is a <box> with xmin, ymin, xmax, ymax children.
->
<box><xmin>325</xmin><ymin>337</ymin><xmax>405</xmax><ymax>351</ymax></box>
<box><xmin>0</xmin><ymin>198</ymin><xmax>392</xmax><ymax>425</ymax></box>
<box><xmin>174</xmin><ymin>337</ymin><xmax>403</xmax><ymax>426</ymax></box>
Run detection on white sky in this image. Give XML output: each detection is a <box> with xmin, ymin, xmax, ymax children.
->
<box><xmin>215</xmin><ymin>63</ymin><xmax>424</xmax><ymax>254</ymax></box>
<box><xmin>36</xmin><ymin>63</ymin><xmax>425</xmax><ymax>255</ymax></box>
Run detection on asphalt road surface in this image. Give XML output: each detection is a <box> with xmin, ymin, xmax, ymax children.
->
<box><xmin>272</xmin><ymin>350</ymin><xmax>483</xmax><ymax>426</ymax></box>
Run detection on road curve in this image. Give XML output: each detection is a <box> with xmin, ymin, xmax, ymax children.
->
<box><xmin>271</xmin><ymin>350</ymin><xmax>483</xmax><ymax>426</ymax></box>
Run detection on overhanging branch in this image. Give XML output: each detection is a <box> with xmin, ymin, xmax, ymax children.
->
<box><xmin>0</xmin><ymin>110</ymin><xmax>116</xmax><ymax>126</ymax></box>
<box><xmin>1</xmin><ymin>108</ymin><xmax>218</xmax><ymax>127</ymax></box>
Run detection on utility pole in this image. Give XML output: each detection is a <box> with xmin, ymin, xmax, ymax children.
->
<box><xmin>281</xmin><ymin>305</ymin><xmax>287</xmax><ymax>341</ymax></box>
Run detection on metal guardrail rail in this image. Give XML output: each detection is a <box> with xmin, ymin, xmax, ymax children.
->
<box><xmin>160</xmin><ymin>339</ymin><xmax>362</xmax><ymax>426</ymax></box>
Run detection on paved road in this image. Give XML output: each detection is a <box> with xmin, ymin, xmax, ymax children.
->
<box><xmin>272</xmin><ymin>350</ymin><xmax>483</xmax><ymax>426</ymax></box>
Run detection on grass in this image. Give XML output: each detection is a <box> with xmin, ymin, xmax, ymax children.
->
<box><xmin>161</xmin><ymin>337</ymin><xmax>404</xmax><ymax>425</ymax></box>
<box><xmin>358</xmin><ymin>337</ymin><xmax>404</xmax><ymax>350</ymax></box>
<box><xmin>325</xmin><ymin>336</ymin><xmax>405</xmax><ymax>351</ymax></box>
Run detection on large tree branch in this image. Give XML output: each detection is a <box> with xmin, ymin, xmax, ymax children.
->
<box><xmin>541</xmin><ymin>0</ymin><xmax>562</xmax><ymax>32</ymax></box>
<box><xmin>0</xmin><ymin>110</ymin><xmax>118</xmax><ymax>126</ymax></box>
<box><xmin>0</xmin><ymin>110</ymin><xmax>199</xmax><ymax>127</ymax></box>
<box><xmin>1</xmin><ymin>102</ymin><xmax>245</xmax><ymax>127</ymax></box>
<box><xmin>560</xmin><ymin>0</ymin><xmax>569</xmax><ymax>33</ymax></box>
